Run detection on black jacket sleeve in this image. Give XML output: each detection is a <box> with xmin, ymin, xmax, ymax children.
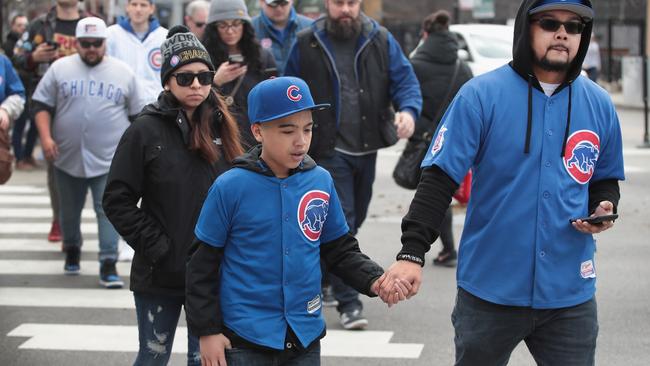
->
<box><xmin>102</xmin><ymin>123</ymin><xmax>170</xmax><ymax>264</ymax></box>
<box><xmin>320</xmin><ymin>233</ymin><xmax>384</xmax><ymax>297</ymax></box>
<box><xmin>588</xmin><ymin>179</ymin><xmax>620</xmax><ymax>214</ymax></box>
<box><xmin>186</xmin><ymin>240</ymin><xmax>224</xmax><ymax>337</ymax></box>
<box><xmin>399</xmin><ymin>165</ymin><xmax>459</xmax><ymax>261</ymax></box>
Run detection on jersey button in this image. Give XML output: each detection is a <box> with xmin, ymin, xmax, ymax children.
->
<box><xmin>286</xmin><ymin>342</ymin><xmax>293</xmax><ymax>349</ymax></box>
<box><xmin>282</xmin><ymin>183</ymin><xmax>288</xmax><ymax>189</ymax></box>
<box><xmin>540</xmin><ymin>251</ymin><xmax>546</xmax><ymax>257</ymax></box>
<box><xmin>285</xmin><ymin>249</ymin><xmax>289</xmax><ymax>255</ymax></box>
<box><xmin>284</xmin><ymin>214</ymin><xmax>289</xmax><ymax>221</ymax></box>
<box><xmin>545</xmin><ymin>161</ymin><xmax>551</xmax><ymax>167</ymax></box>
<box><xmin>546</xmin><ymin>129</ymin><xmax>553</xmax><ymax>136</ymax></box>
<box><xmin>543</xmin><ymin>191</ymin><xmax>550</xmax><ymax>198</ymax></box>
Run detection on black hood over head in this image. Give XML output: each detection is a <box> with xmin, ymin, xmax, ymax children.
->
<box><xmin>509</xmin><ymin>0</ymin><xmax>594</xmax><ymax>156</ymax></box>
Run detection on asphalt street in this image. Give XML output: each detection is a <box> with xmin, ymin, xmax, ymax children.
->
<box><xmin>0</xmin><ymin>106</ymin><xmax>648</xmax><ymax>365</ymax></box>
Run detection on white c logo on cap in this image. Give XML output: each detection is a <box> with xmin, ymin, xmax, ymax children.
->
<box><xmin>287</xmin><ymin>85</ymin><xmax>302</xmax><ymax>102</ymax></box>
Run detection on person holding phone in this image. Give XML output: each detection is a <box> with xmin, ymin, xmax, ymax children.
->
<box><xmin>378</xmin><ymin>1</ymin><xmax>625</xmax><ymax>364</ymax></box>
<box><xmin>202</xmin><ymin>0</ymin><xmax>276</xmax><ymax>149</ymax></box>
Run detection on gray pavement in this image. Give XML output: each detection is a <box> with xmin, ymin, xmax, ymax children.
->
<box><xmin>0</xmin><ymin>105</ymin><xmax>649</xmax><ymax>365</ymax></box>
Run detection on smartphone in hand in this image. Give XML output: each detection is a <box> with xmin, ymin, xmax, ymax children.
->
<box><xmin>228</xmin><ymin>54</ymin><xmax>244</xmax><ymax>65</ymax></box>
<box><xmin>569</xmin><ymin>214</ymin><xmax>618</xmax><ymax>225</ymax></box>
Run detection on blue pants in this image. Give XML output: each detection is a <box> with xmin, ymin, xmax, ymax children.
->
<box><xmin>133</xmin><ymin>292</ymin><xmax>200</xmax><ymax>366</ymax></box>
<box><xmin>225</xmin><ymin>341</ymin><xmax>320</xmax><ymax>366</ymax></box>
<box><xmin>54</xmin><ymin>168</ymin><xmax>118</xmax><ymax>262</ymax></box>
<box><xmin>10</xmin><ymin>109</ymin><xmax>37</xmax><ymax>161</ymax></box>
<box><xmin>452</xmin><ymin>288</ymin><xmax>598</xmax><ymax>366</ymax></box>
<box><xmin>318</xmin><ymin>151</ymin><xmax>376</xmax><ymax>313</ymax></box>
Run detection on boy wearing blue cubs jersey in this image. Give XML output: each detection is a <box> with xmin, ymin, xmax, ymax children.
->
<box><xmin>186</xmin><ymin>76</ymin><xmax>406</xmax><ymax>365</ymax></box>
<box><xmin>378</xmin><ymin>0</ymin><xmax>624</xmax><ymax>365</ymax></box>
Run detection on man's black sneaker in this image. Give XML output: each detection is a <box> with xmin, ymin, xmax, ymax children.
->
<box><xmin>432</xmin><ymin>249</ymin><xmax>457</xmax><ymax>267</ymax></box>
<box><xmin>99</xmin><ymin>260</ymin><xmax>124</xmax><ymax>289</ymax></box>
<box><xmin>64</xmin><ymin>247</ymin><xmax>81</xmax><ymax>275</ymax></box>
<box><xmin>340</xmin><ymin>309</ymin><xmax>368</xmax><ymax>330</ymax></box>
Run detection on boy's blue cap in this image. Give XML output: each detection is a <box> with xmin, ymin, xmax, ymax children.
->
<box><xmin>529</xmin><ymin>0</ymin><xmax>594</xmax><ymax>20</ymax></box>
<box><xmin>247</xmin><ymin>76</ymin><xmax>329</xmax><ymax>124</ymax></box>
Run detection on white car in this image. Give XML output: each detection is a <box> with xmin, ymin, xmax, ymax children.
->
<box><xmin>410</xmin><ymin>24</ymin><xmax>514</xmax><ymax>77</ymax></box>
<box><xmin>449</xmin><ymin>24</ymin><xmax>514</xmax><ymax>76</ymax></box>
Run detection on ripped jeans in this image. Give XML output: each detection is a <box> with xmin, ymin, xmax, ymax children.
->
<box><xmin>134</xmin><ymin>292</ymin><xmax>200</xmax><ymax>366</ymax></box>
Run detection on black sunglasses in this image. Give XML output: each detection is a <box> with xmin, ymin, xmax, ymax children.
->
<box><xmin>171</xmin><ymin>71</ymin><xmax>214</xmax><ymax>87</ymax></box>
<box><xmin>267</xmin><ymin>1</ymin><xmax>289</xmax><ymax>8</ymax></box>
<box><xmin>532</xmin><ymin>18</ymin><xmax>585</xmax><ymax>35</ymax></box>
<box><xmin>79</xmin><ymin>39</ymin><xmax>104</xmax><ymax>48</ymax></box>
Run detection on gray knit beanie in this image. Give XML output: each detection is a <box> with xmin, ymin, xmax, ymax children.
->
<box><xmin>207</xmin><ymin>0</ymin><xmax>252</xmax><ymax>25</ymax></box>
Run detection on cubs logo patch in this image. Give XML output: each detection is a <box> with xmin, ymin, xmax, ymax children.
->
<box><xmin>261</xmin><ymin>38</ymin><xmax>272</xmax><ymax>49</ymax></box>
<box><xmin>287</xmin><ymin>85</ymin><xmax>302</xmax><ymax>102</ymax></box>
<box><xmin>148</xmin><ymin>48</ymin><xmax>162</xmax><ymax>71</ymax></box>
<box><xmin>563</xmin><ymin>130</ymin><xmax>600</xmax><ymax>184</ymax></box>
<box><xmin>170</xmin><ymin>55</ymin><xmax>180</xmax><ymax>67</ymax></box>
<box><xmin>297</xmin><ymin>190</ymin><xmax>330</xmax><ymax>241</ymax></box>
<box><xmin>431</xmin><ymin>126</ymin><xmax>448</xmax><ymax>155</ymax></box>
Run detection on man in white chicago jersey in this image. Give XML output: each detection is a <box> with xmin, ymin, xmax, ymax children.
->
<box><xmin>106</xmin><ymin>0</ymin><xmax>167</xmax><ymax>105</ymax></box>
<box><xmin>32</xmin><ymin>17</ymin><xmax>144</xmax><ymax>288</ymax></box>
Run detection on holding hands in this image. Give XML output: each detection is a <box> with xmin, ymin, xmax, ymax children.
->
<box><xmin>371</xmin><ymin>260</ymin><xmax>423</xmax><ymax>306</ymax></box>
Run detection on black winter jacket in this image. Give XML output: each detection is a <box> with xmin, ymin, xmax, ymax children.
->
<box><xmin>410</xmin><ymin>31</ymin><xmax>473</xmax><ymax>137</ymax></box>
<box><xmin>103</xmin><ymin>93</ymin><xmax>232</xmax><ymax>296</ymax></box>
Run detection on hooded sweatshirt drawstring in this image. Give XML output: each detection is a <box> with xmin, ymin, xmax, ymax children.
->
<box><xmin>525</xmin><ymin>75</ymin><xmax>533</xmax><ymax>153</ymax></box>
<box><xmin>561</xmin><ymin>83</ymin><xmax>572</xmax><ymax>157</ymax></box>
<box><xmin>523</xmin><ymin>78</ymin><xmax>573</xmax><ymax>157</ymax></box>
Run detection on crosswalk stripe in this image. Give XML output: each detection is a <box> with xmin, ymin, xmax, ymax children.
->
<box><xmin>7</xmin><ymin>324</ymin><xmax>424</xmax><ymax>358</ymax></box>
<box><xmin>0</xmin><ymin>195</ymin><xmax>52</xmax><ymax>205</ymax></box>
<box><xmin>0</xmin><ymin>238</ymin><xmax>99</xmax><ymax>252</ymax></box>
<box><xmin>0</xmin><ymin>186</ymin><xmax>47</xmax><ymax>194</ymax></box>
<box><xmin>0</xmin><ymin>222</ymin><xmax>99</xmax><ymax>234</ymax></box>
<box><xmin>0</xmin><ymin>260</ymin><xmax>131</xmax><ymax>275</ymax></box>
<box><xmin>0</xmin><ymin>287</ymin><xmax>132</xmax><ymax>308</ymax></box>
<box><xmin>0</xmin><ymin>208</ymin><xmax>95</xmax><ymax>219</ymax></box>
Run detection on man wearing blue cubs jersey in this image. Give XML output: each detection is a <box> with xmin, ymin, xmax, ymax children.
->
<box><xmin>186</xmin><ymin>77</ymin><xmax>407</xmax><ymax>366</ymax></box>
<box><xmin>378</xmin><ymin>1</ymin><xmax>624</xmax><ymax>365</ymax></box>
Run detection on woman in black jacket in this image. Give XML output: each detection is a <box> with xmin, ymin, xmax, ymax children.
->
<box><xmin>203</xmin><ymin>0</ymin><xmax>276</xmax><ymax>149</ymax></box>
<box><xmin>103</xmin><ymin>26</ymin><xmax>244</xmax><ymax>366</ymax></box>
<box><xmin>410</xmin><ymin>10</ymin><xmax>473</xmax><ymax>267</ymax></box>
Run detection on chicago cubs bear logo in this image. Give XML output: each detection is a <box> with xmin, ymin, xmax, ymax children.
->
<box><xmin>148</xmin><ymin>48</ymin><xmax>162</xmax><ymax>71</ymax></box>
<box><xmin>297</xmin><ymin>190</ymin><xmax>330</xmax><ymax>241</ymax></box>
<box><xmin>431</xmin><ymin>126</ymin><xmax>448</xmax><ymax>156</ymax></box>
<box><xmin>563</xmin><ymin>130</ymin><xmax>600</xmax><ymax>184</ymax></box>
<box><xmin>287</xmin><ymin>85</ymin><xmax>302</xmax><ymax>102</ymax></box>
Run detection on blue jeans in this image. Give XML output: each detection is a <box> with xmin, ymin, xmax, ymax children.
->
<box><xmin>318</xmin><ymin>151</ymin><xmax>377</xmax><ymax>314</ymax></box>
<box><xmin>133</xmin><ymin>292</ymin><xmax>201</xmax><ymax>366</ymax></box>
<box><xmin>451</xmin><ymin>288</ymin><xmax>598</xmax><ymax>366</ymax></box>
<box><xmin>225</xmin><ymin>341</ymin><xmax>320</xmax><ymax>366</ymax></box>
<box><xmin>11</xmin><ymin>109</ymin><xmax>37</xmax><ymax>161</ymax></box>
<box><xmin>54</xmin><ymin>168</ymin><xmax>117</xmax><ymax>262</ymax></box>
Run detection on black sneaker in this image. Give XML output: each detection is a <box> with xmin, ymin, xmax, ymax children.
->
<box><xmin>64</xmin><ymin>247</ymin><xmax>81</xmax><ymax>275</ymax></box>
<box><xmin>99</xmin><ymin>260</ymin><xmax>124</xmax><ymax>289</ymax></box>
<box><xmin>322</xmin><ymin>285</ymin><xmax>339</xmax><ymax>307</ymax></box>
<box><xmin>432</xmin><ymin>249</ymin><xmax>457</xmax><ymax>267</ymax></box>
<box><xmin>340</xmin><ymin>309</ymin><xmax>368</xmax><ymax>330</ymax></box>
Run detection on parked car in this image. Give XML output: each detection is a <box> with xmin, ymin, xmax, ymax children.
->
<box><xmin>410</xmin><ymin>23</ymin><xmax>514</xmax><ymax>77</ymax></box>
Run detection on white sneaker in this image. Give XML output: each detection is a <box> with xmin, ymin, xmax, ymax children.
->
<box><xmin>117</xmin><ymin>238</ymin><xmax>134</xmax><ymax>262</ymax></box>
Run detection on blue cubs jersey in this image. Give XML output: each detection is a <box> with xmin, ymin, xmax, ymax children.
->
<box><xmin>422</xmin><ymin>65</ymin><xmax>625</xmax><ymax>309</ymax></box>
<box><xmin>194</xmin><ymin>165</ymin><xmax>349</xmax><ymax>349</ymax></box>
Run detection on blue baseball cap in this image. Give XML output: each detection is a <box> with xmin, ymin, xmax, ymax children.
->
<box><xmin>529</xmin><ymin>0</ymin><xmax>594</xmax><ymax>20</ymax></box>
<box><xmin>247</xmin><ymin>77</ymin><xmax>329</xmax><ymax>124</ymax></box>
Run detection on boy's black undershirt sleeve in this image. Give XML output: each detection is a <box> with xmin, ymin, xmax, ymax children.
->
<box><xmin>320</xmin><ymin>233</ymin><xmax>384</xmax><ymax>297</ymax></box>
<box><xmin>185</xmin><ymin>239</ymin><xmax>224</xmax><ymax>337</ymax></box>
<box><xmin>588</xmin><ymin>179</ymin><xmax>620</xmax><ymax>214</ymax></box>
<box><xmin>399</xmin><ymin>165</ymin><xmax>458</xmax><ymax>261</ymax></box>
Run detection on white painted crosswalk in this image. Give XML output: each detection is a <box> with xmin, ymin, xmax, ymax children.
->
<box><xmin>1</xmin><ymin>184</ymin><xmax>425</xmax><ymax>361</ymax></box>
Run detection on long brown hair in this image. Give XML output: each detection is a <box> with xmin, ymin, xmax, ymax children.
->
<box><xmin>184</xmin><ymin>88</ymin><xmax>244</xmax><ymax>163</ymax></box>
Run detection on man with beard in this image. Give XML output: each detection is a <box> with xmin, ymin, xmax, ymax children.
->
<box><xmin>377</xmin><ymin>1</ymin><xmax>624</xmax><ymax>364</ymax></box>
<box><xmin>12</xmin><ymin>0</ymin><xmax>90</xmax><ymax>243</ymax></box>
<box><xmin>285</xmin><ymin>0</ymin><xmax>422</xmax><ymax>330</ymax></box>
<box><xmin>32</xmin><ymin>17</ymin><xmax>143</xmax><ymax>289</ymax></box>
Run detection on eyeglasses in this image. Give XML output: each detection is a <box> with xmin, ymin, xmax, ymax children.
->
<box><xmin>79</xmin><ymin>39</ymin><xmax>104</xmax><ymax>48</ymax></box>
<box><xmin>216</xmin><ymin>20</ymin><xmax>243</xmax><ymax>31</ymax></box>
<box><xmin>532</xmin><ymin>18</ymin><xmax>585</xmax><ymax>35</ymax></box>
<box><xmin>267</xmin><ymin>1</ymin><xmax>289</xmax><ymax>8</ymax></box>
<box><xmin>194</xmin><ymin>21</ymin><xmax>206</xmax><ymax>28</ymax></box>
<box><xmin>171</xmin><ymin>71</ymin><xmax>214</xmax><ymax>87</ymax></box>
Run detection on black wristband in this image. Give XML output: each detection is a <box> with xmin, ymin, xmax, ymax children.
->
<box><xmin>396</xmin><ymin>253</ymin><xmax>425</xmax><ymax>267</ymax></box>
